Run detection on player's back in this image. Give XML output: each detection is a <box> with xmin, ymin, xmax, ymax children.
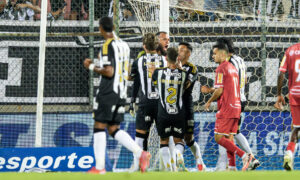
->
<box><xmin>153</xmin><ymin>67</ymin><xmax>187</xmax><ymax>115</ymax></box>
<box><xmin>135</xmin><ymin>53</ymin><xmax>167</xmax><ymax>106</ymax></box>
<box><xmin>97</xmin><ymin>38</ymin><xmax>129</xmax><ymax>103</ymax></box>
<box><xmin>215</xmin><ymin>61</ymin><xmax>241</xmax><ymax>119</ymax></box>
<box><xmin>280</xmin><ymin>43</ymin><xmax>300</xmax><ymax>105</ymax></box>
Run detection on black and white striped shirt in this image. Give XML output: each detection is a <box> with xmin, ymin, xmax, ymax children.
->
<box><xmin>229</xmin><ymin>54</ymin><xmax>247</xmax><ymax>102</ymax></box>
<box><xmin>131</xmin><ymin>53</ymin><xmax>167</xmax><ymax>105</ymax></box>
<box><xmin>96</xmin><ymin>37</ymin><xmax>130</xmax><ymax>102</ymax></box>
<box><xmin>152</xmin><ymin>68</ymin><xmax>188</xmax><ymax>114</ymax></box>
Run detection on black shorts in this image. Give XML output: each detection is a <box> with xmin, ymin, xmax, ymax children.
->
<box><xmin>156</xmin><ymin>104</ymin><xmax>185</xmax><ymax>139</ymax></box>
<box><xmin>93</xmin><ymin>98</ymin><xmax>125</xmax><ymax>125</ymax></box>
<box><xmin>136</xmin><ymin>104</ymin><xmax>158</xmax><ymax>131</ymax></box>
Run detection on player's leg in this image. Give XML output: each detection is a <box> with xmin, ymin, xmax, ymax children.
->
<box><xmin>132</xmin><ymin>106</ymin><xmax>150</xmax><ymax>171</ymax></box>
<box><xmin>89</xmin><ymin>102</ymin><xmax>112</xmax><ymax>174</ymax></box>
<box><xmin>168</xmin><ymin>136</ymin><xmax>177</xmax><ymax>171</ymax></box>
<box><xmin>107</xmin><ymin>105</ymin><xmax>150</xmax><ymax>172</ymax></box>
<box><xmin>157</xmin><ymin>116</ymin><xmax>172</xmax><ymax>171</ymax></box>
<box><xmin>283</xmin><ymin>105</ymin><xmax>300</xmax><ymax>170</ymax></box>
<box><xmin>214</xmin><ymin>118</ymin><xmax>254</xmax><ymax>171</ymax></box>
<box><xmin>185</xmin><ymin>133</ymin><xmax>206</xmax><ymax>171</ymax></box>
<box><xmin>216</xmin><ymin>145</ymin><xmax>228</xmax><ymax>171</ymax></box>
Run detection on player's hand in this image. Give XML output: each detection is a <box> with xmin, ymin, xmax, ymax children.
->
<box><xmin>185</xmin><ymin>80</ymin><xmax>191</xmax><ymax>89</ymax></box>
<box><xmin>175</xmin><ymin>57</ymin><xmax>182</xmax><ymax>69</ymax></box>
<box><xmin>83</xmin><ymin>58</ymin><xmax>92</xmax><ymax>69</ymax></box>
<box><xmin>274</xmin><ymin>95</ymin><xmax>286</xmax><ymax>111</ymax></box>
<box><xmin>204</xmin><ymin>102</ymin><xmax>211</xmax><ymax>111</ymax></box>
<box><xmin>147</xmin><ymin>64</ymin><xmax>155</xmax><ymax>75</ymax></box>
<box><xmin>129</xmin><ymin>103</ymin><xmax>135</xmax><ymax>117</ymax></box>
<box><xmin>201</xmin><ymin>85</ymin><xmax>212</xmax><ymax>94</ymax></box>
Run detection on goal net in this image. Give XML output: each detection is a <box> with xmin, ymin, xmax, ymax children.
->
<box><xmin>126</xmin><ymin>0</ymin><xmax>300</xmax><ymax>171</ymax></box>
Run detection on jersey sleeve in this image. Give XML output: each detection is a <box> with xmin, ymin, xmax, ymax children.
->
<box><xmin>101</xmin><ymin>39</ymin><xmax>114</xmax><ymax>67</ymax></box>
<box><xmin>214</xmin><ymin>67</ymin><xmax>224</xmax><ymax>88</ymax></box>
<box><xmin>130</xmin><ymin>59</ymin><xmax>139</xmax><ymax>79</ymax></box>
<box><xmin>152</xmin><ymin>69</ymin><xmax>159</xmax><ymax>86</ymax></box>
<box><xmin>279</xmin><ymin>53</ymin><xmax>288</xmax><ymax>73</ymax></box>
<box><xmin>188</xmin><ymin>64</ymin><xmax>198</xmax><ymax>82</ymax></box>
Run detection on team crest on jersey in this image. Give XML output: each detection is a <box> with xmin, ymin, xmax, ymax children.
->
<box><xmin>217</xmin><ymin>73</ymin><xmax>223</xmax><ymax>84</ymax></box>
<box><xmin>289</xmin><ymin>50</ymin><xmax>294</xmax><ymax>56</ymax></box>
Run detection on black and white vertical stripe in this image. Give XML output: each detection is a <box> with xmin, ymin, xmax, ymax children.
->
<box><xmin>137</xmin><ymin>54</ymin><xmax>167</xmax><ymax>99</ymax></box>
<box><xmin>229</xmin><ymin>54</ymin><xmax>247</xmax><ymax>102</ymax></box>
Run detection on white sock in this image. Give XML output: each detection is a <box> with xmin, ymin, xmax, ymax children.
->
<box><xmin>189</xmin><ymin>141</ymin><xmax>204</xmax><ymax>165</ymax></box>
<box><xmin>235</xmin><ymin>133</ymin><xmax>252</xmax><ymax>154</ymax></box>
<box><xmin>131</xmin><ymin>136</ymin><xmax>144</xmax><ymax>171</ymax></box>
<box><xmin>216</xmin><ymin>145</ymin><xmax>227</xmax><ymax>171</ymax></box>
<box><xmin>175</xmin><ymin>143</ymin><xmax>185</xmax><ymax>154</ymax></box>
<box><xmin>160</xmin><ymin>146</ymin><xmax>172</xmax><ymax>171</ymax></box>
<box><xmin>168</xmin><ymin>136</ymin><xmax>177</xmax><ymax>171</ymax></box>
<box><xmin>114</xmin><ymin>130</ymin><xmax>143</xmax><ymax>158</ymax></box>
<box><xmin>93</xmin><ymin>131</ymin><xmax>106</xmax><ymax>170</ymax></box>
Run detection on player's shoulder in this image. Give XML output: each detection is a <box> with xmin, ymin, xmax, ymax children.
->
<box><xmin>102</xmin><ymin>38</ymin><xmax>114</xmax><ymax>55</ymax></box>
<box><xmin>137</xmin><ymin>50</ymin><xmax>146</xmax><ymax>59</ymax></box>
<box><xmin>185</xmin><ymin>62</ymin><xmax>197</xmax><ymax>73</ymax></box>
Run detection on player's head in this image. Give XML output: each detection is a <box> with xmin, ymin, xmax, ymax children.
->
<box><xmin>178</xmin><ymin>42</ymin><xmax>192</xmax><ymax>62</ymax></box>
<box><xmin>156</xmin><ymin>31</ymin><xmax>170</xmax><ymax>52</ymax></box>
<box><xmin>99</xmin><ymin>17</ymin><xmax>114</xmax><ymax>35</ymax></box>
<box><xmin>143</xmin><ymin>33</ymin><xmax>159</xmax><ymax>52</ymax></box>
<box><xmin>167</xmin><ymin>48</ymin><xmax>178</xmax><ymax>64</ymax></box>
<box><xmin>212</xmin><ymin>43</ymin><xmax>229</xmax><ymax>64</ymax></box>
<box><xmin>216</xmin><ymin>38</ymin><xmax>234</xmax><ymax>54</ymax></box>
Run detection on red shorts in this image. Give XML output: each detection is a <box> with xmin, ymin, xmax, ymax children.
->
<box><xmin>290</xmin><ymin>105</ymin><xmax>300</xmax><ymax>127</ymax></box>
<box><xmin>214</xmin><ymin>118</ymin><xmax>239</xmax><ymax>135</ymax></box>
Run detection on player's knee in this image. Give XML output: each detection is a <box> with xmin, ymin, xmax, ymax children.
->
<box><xmin>136</xmin><ymin>129</ymin><xmax>147</xmax><ymax>135</ymax></box>
<box><xmin>160</xmin><ymin>137</ymin><xmax>169</xmax><ymax>145</ymax></box>
<box><xmin>94</xmin><ymin>122</ymin><xmax>107</xmax><ymax>129</ymax></box>
<box><xmin>107</xmin><ymin>126</ymin><xmax>119</xmax><ymax>136</ymax></box>
<box><xmin>214</xmin><ymin>134</ymin><xmax>223</xmax><ymax>143</ymax></box>
<box><xmin>173</xmin><ymin>137</ymin><xmax>183</xmax><ymax>144</ymax></box>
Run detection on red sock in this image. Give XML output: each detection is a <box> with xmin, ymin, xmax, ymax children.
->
<box><xmin>218</xmin><ymin>137</ymin><xmax>245</xmax><ymax>158</ymax></box>
<box><xmin>227</xmin><ymin>151</ymin><xmax>236</xmax><ymax>167</ymax></box>
<box><xmin>286</xmin><ymin>142</ymin><xmax>296</xmax><ymax>153</ymax></box>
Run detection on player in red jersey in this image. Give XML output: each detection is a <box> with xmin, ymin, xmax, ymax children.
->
<box><xmin>275</xmin><ymin>43</ymin><xmax>300</xmax><ymax>171</ymax></box>
<box><xmin>204</xmin><ymin>43</ymin><xmax>256</xmax><ymax>171</ymax></box>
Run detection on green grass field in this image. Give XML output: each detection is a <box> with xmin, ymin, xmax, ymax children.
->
<box><xmin>1</xmin><ymin>171</ymin><xmax>300</xmax><ymax>180</ymax></box>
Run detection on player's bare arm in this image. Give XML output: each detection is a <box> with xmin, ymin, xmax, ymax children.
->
<box><xmin>201</xmin><ymin>86</ymin><xmax>215</xmax><ymax>94</ymax></box>
<box><xmin>84</xmin><ymin>58</ymin><xmax>114</xmax><ymax>78</ymax></box>
<box><xmin>275</xmin><ymin>72</ymin><xmax>286</xmax><ymax>111</ymax></box>
<box><xmin>204</xmin><ymin>87</ymin><xmax>223</xmax><ymax>111</ymax></box>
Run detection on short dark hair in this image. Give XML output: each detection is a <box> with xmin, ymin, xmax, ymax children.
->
<box><xmin>167</xmin><ymin>48</ymin><xmax>178</xmax><ymax>64</ymax></box>
<box><xmin>155</xmin><ymin>31</ymin><xmax>167</xmax><ymax>37</ymax></box>
<box><xmin>179</xmin><ymin>42</ymin><xmax>193</xmax><ymax>52</ymax></box>
<box><xmin>99</xmin><ymin>17</ymin><xmax>113</xmax><ymax>32</ymax></box>
<box><xmin>216</xmin><ymin>38</ymin><xmax>234</xmax><ymax>53</ymax></box>
<box><xmin>143</xmin><ymin>33</ymin><xmax>159</xmax><ymax>51</ymax></box>
<box><xmin>212</xmin><ymin>43</ymin><xmax>229</xmax><ymax>53</ymax></box>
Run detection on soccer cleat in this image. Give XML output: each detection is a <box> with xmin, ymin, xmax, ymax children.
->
<box><xmin>283</xmin><ymin>154</ymin><xmax>293</xmax><ymax>171</ymax></box>
<box><xmin>242</xmin><ymin>153</ymin><xmax>253</xmax><ymax>171</ymax></box>
<box><xmin>87</xmin><ymin>167</ymin><xmax>106</xmax><ymax>174</ymax></box>
<box><xmin>250</xmin><ymin>158</ymin><xmax>260</xmax><ymax>170</ymax></box>
<box><xmin>197</xmin><ymin>164</ymin><xmax>206</xmax><ymax>171</ymax></box>
<box><xmin>139</xmin><ymin>151</ymin><xmax>151</xmax><ymax>173</ymax></box>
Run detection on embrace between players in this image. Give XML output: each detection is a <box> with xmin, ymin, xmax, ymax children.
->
<box><xmin>83</xmin><ymin>16</ymin><xmax>300</xmax><ymax>173</ymax></box>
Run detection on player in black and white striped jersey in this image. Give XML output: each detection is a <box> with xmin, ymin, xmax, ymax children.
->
<box><xmin>83</xmin><ymin>17</ymin><xmax>150</xmax><ymax>174</ymax></box>
<box><xmin>151</xmin><ymin>48</ymin><xmax>191</xmax><ymax>171</ymax></box>
<box><xmin>129</xmin><ymin>33</ymin><xmax>167</xmax><ymax>171</ymax></box>
<box><xmin>215</xmin><ymin>38</ymin><xmax>260</xmax><ymax>170</ymax></box>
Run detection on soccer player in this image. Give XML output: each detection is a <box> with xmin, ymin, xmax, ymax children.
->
<box><xmin>83</xmin><ymin>17</ymin><xmax>150</xmax><ymax>174</ymax></box>
<box><xmin>136</xmin><ymin>31</ymin><xmax>170</xmax><ymax>58</ymax></box>
<box><xmin>177</xmin><ymin>42</ymin><xmax>206</xmax><ymax>171</ymax></box>
<box><xmin>204</xmin><ymin>43</ymin><xmax>255</xmax><ymax>171</ymax></box>
<box><xmin>202</xmin><ymin>38</ymin><xmax>260</xmax><ymax>170</ymax></box>
<box><xmin>151</xmin><ymin>47</ymin><xmax>190</xmax><ymax>171</ymax></box>
<box><xmin>275</xmin><ymin>42</ymin><xmax>300</xmax><ymax>171</ymax></box>
<box><xmin>129</xmin><ymin>33</ymin><xmax>167</xmax><ymax>171</ymax></box>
